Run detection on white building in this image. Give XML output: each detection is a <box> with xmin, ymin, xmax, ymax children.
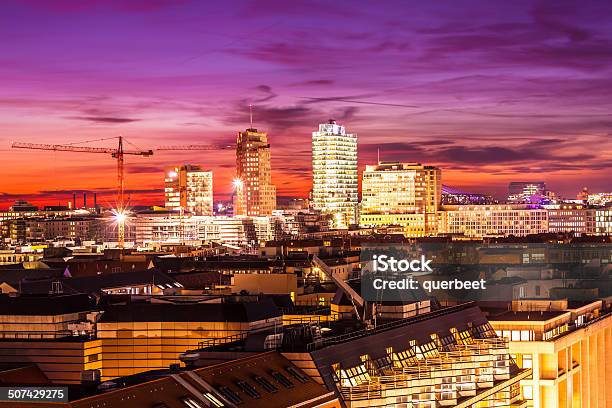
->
<box><xmin>164</xmin><ymin>165</ymin><xmax>213</xmax><ymax>216</ymax></box>
<box><xmin>133</xmin><ymin>213</ymin><xmax>282</xmax><ymax>248</ymax></box>
<box><xmin>596</xmin><ymin>207</ymin><xmax>612</xmax><ymax>235</ymax></box>
<box><xmin>440</xmin><ymin>205</ymin><xmax>548</xmax><ymax>237</ymax></box>
<box><xmin>311</xmin><ymin>120</ymin><xmax>358</xmax><ymax>228</ymax></box>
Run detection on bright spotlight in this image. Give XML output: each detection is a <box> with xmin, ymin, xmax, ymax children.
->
<box><xmin>111</xmin><ymin>208</ymin><xmax>130</xmax><ymax>225</ymax></box>
<box><xmin>232</xmin><ymin>178</ymin><xmax>243</xmax><ymax>188</ymax></box>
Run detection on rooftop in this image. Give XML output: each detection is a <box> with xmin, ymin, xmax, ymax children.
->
<box><xmin>98</xmin><ymin>297</ymin><xmax>281</xmax><ymax>323</ymax></box>
<box><xmin>0</xmin><ymin>293</ymin><xmax>96</xmax><ymax>316</ymax></box>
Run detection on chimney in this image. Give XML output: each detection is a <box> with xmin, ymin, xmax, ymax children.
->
<box><xmin>73</xmin><ymin>192</ymin><xmax>77</xmax><ymax>209</ymax></box>
<box><xmin>94</xmin><ymin>193</ymin><xmax>97</xmax><ymax>208</ymax></box>
<box><xmin>83</xmin><ymin>192</ymin><xmax>87</xmax><ymax>208</ymax></box>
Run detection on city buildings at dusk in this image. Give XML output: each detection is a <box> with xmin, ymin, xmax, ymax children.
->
<box><xmin>0</xmin><ymin>1</ymin><xmax>611</xmax><ymax>407</ymax></box>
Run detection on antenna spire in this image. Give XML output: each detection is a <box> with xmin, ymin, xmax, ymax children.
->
<box><xmin>249</xmin><ymin>103</ymin><xmax>253</xmax><ymax>129</ymax></box>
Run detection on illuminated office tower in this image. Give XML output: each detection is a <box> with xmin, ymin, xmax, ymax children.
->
<box><xmin>234</xmin><ymin>127</ymin><xmax>276</xmax><ymax>216</ymax></box>
<box><xmin>311</xmin><ymin>120</ymin><xmax>358</xmax><ymax>228</ymax></box>
<box><xmin>360</xmin><ymin>162</ymin><xmax>442</xmax><ymax>236</ymax></box>
<box><xmin>164</xmin><ymin>165</ymin><xmax>213</xmax><ymax>216</ymax></box>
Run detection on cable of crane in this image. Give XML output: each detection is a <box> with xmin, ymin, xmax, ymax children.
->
<box><xmin>62</xmin><ymin>136</ymin><xmax>119</xmax><ymax>146</ymax></box>
<box><xmin>123</xmin><ymin>137</ymin><xmax>146</xmax><ymax>151</ymax></box>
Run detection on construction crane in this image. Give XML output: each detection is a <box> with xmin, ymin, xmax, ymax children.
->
<box><xmin>12</xmin><ymin>137</ymin><xmax>234</xmax><ymax>249</ymax></box>
<box><xmin>12</xmin><ymin>136</ymin><xmax>153</xmax><ymax>249</ymax></box>
<box><xmin>156</xmin><ymin>144</ymin><xmax>234</xmax><ymax>151</ymax></box>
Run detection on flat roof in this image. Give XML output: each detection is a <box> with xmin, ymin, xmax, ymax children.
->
<box><xmin>487</xmin><ymin>310</ymin><xmax>567</xmax><ymax>321</ymax></box>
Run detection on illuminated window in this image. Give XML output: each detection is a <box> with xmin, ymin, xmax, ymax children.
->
<box><xmin>522</xmin><ymin>354</ymin><xmax>533</xmax><ymax>369</ymax></box>
<box><xmin>181</xmin><ymin>398</ymin><xmax>203</xmax><ymax>408</ymax></box>
<box><xmin>203</xmin><ymin>393</ymin><xmax>224</xmax><ymax>407</ymax></box>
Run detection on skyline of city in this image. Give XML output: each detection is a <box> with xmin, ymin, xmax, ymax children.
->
<box><xmin>2</xmin><ymin>0</ymin><xmax>612</xmax><ymax>208</ymax></box>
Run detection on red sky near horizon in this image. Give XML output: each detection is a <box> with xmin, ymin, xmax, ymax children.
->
<box><xmin>1</xmin><ymin>0</ymin><xmax>612</xmax><ymax>209</ymax></box>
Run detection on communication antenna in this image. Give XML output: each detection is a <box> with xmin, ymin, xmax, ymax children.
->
<box><xmin>249</xmin><ymin>103</ymin><xmax>254</xmax><ymax>128</ymax></box>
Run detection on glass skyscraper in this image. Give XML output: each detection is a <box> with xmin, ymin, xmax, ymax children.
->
<box><xmin>311</xmin><ymin>120</ymin><xmax>358</xmax><ymax>228</ymax></box>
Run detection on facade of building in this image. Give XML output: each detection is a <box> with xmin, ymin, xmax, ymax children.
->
<box><xmin>596</xmin><ymin>207</ymin><xmax>612</xmax><ymax>235</ymax></box>
<box><xmin>0</xmin><ymin>294</ymin><xmax>101</xmax><ymax>384</ymax></box>
<box><xmin>360</xmin><ymin>162</ymin><xmax>442</xmax><ymax>236</ymax></box>
<box><xmin>508</xmin><ymin>182</ymin><xmax>547</xmax><ymax>204</ymax></box>
<box><xmin>96</xmin><ymin>299</ymin><xmax>281</xmax><ymax>381</ymax></box>
<box><xmin>546</xmin><ymin>205</ymin><xmax>597</xmax><ymax>234</ymax></box>
<box><xmin>311</xmin><ymin>120</ymin><xmax>358</xmax><ymax>228</ymax></box>
<box><xmin>164</xmin><ymin>164</ymin><xmax>213</xmax><ymax>216</ymax></box>
<box><xmin>440</xmin><ymin>205</ymin><xmax>549</xmax><ymax>237</ymax></box>
<box><xmin>488</xmin><ymin>299</ymin><xmax>612</xmax><ymax>408</ymax></box>
<box><xmin>2</xmin><ymin>217</ymin><xmax>101</xmax><ymax>243</ymax></box>
<box><xmin>133</xmin><ymin>213</ymin><xmax>281</xmax><ymax>247</ymax></box>
<box><xmin>235</xmin><ymin>128</ymin><xmax>276</xmax><ymax>216</ymax></box>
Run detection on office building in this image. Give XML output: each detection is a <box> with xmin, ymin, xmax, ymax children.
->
<box><xmin>234</xmin><ymin>128</ymin><xmax>276</xmax><ymax>216</ymax></box>
<box><xmin>360</xmin><ymin>162</ymin><xmax>442</xmax><ymax>236</ymax></box>
<box><xmin>546</xmin><ymin>205</ymin><xmax>596</xmax><ymax>234</ymax></box>
<box><xmin>596</xmin><ymin>206</ymin><xmax>612</xmax><ymax>235</ymax></box>
<box><xmin>0</xmin><ymin>294</ymin><xmax>101</xmax><ymax>384</ymax></box>
<box><xmin>440</xmin><ymin>205</ymin><xmax>548</xmax><ymax>237</ymax></box>
<box><xmin>182</xmin><ymin>303</ymin><xmax>531</xmax><ymax>407</ymax></box>
<box><xmin>164</xmin><ymin>164</ymin><xmax>213</xmax><ymax>216</ymax></box>
<box><xmin>311</xmin><ymin>120</ymin><xmax>358</xmax><ymax>228</ymax></box>
<box><xmin>508</xmin><ymin>182</ymin><xmax>547</xmax><ymax>204</ymax></box>
<box><xmin>488</xmin><ymin>299</ymin><xmax>612</xmax><ymax>408</ymax></box>
<box><xmin>97</xmin><ymin>298</ymin><xmax>282</xmax><ymax>381</ymax></box>
<box><xmin>133</xmin><ymin>212</ymin><xmax>280</xmax><ymax>247</ymax></box>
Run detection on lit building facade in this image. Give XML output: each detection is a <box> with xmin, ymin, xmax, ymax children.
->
<box><xmin>596</xmin><ymin>207</ymin><xmax>612</xmax><ymax>235</ymax></box>
<box><xmin>508</xmin><ymin>182</ymin><xmax>547</xmax><ymax>204</ymax></box>
<box><xmin>546</xmin><ymin>205</ymin><xmax>596</xmax><ymax>234</ymax></box>
<box><xmin>360</xmin><ymin>162</ymin><xmax>441</xmax><ymax>236</ymax></box>
<box><xmin>311</xmin><ymin>120</ymin><xmax>358</xmax><ymax>228</ymax></box>
<box><xmin>97</xmin><ymin>300</ymin><xmax>281</xmax><ymax>381</ymax></box>
<box><xmin>440</xmin><ymin>205</ymin><xmax>548</xmax><ymax>237</ymax></box>
<box><xmin>134</xmin><ymin>213</ymin><xmax>282</xmax><ymax>247</ymax></box>
<box><xmin>235</xmin><ymin>128</ymin><xmax>276</xmax><ymax>216</ymax></box>
<box><xmin>588</xmin><ymin>192</ymin><xmax>612</xmax><ymax>206</ymax></box>
<box><xmin>488</xmin><ymin>299</ymin><xmax>612</xmax><ymax>408</ymax></box>
<box><xmin>164</xmin><ymin>164</ymin><xmax>213</xmax><ymax>216</ymax></box>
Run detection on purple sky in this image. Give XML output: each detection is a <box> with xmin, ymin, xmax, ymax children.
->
<box><xmin>1</xmin><ymin>0</ymin><xmax>611</xmax><ymax>207</ymax></box>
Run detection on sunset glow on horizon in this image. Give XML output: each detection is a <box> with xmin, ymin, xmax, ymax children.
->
<box><xmin>2</xmin><ymin>0</ymin><xmax>611</xmax><ymax>208</ymax></box>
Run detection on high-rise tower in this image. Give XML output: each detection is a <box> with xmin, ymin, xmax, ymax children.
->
<box><xmin>164</xmin><ymin>164</ymin><xmax>213</xmax><ymax>216</ymax></box>
<box><xmin>311</xmin><ymin>120</ymin><xmax>358</xmax><ymax>228</ymax></box>
<box><xmin>234</xmin><ymin>128</ymin><xmax>276</xmax><ymax>216</ymax></box>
